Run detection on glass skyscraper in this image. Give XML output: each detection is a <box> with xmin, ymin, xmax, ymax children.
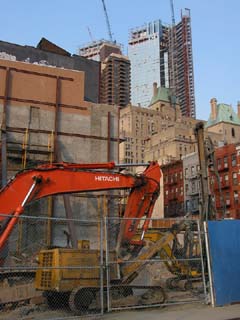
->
<box><xmin>128</xmin><ymin>10</ymin><xmax>196</xmax><ymax>118</ymax></box>
<box><xmin>128</xmin><ymin>20</ymin><xmax>169</xmax><ymax>107</ymax></box>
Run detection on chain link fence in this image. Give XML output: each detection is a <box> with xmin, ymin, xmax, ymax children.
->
<box><xmin>0</xmin><ymin>210</ymin><xmax>207</xmax><ymax>319</ymax></box>
<box><xmin>0</xmin><ymin>207</ymin><xmax>105</xmax><ymax>319</ymax></box>
<box><xmin>105</xmin><ymin>217</ymin><xmax>207</xmax><ymax>311</ymax></box>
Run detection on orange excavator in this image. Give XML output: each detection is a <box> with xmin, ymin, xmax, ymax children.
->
<box><xmin>0</xmin><ymin>161</ymin><xmax>204</xmax><ymax>313</ymax></box>
<box><xmin>0</xmin><ymin>161</ymin><xmax>162</xmax><ymax>311</ymax></box>
<box><xmin>0</xmin><ymin>161</ymin><xmax>160</xmax><ymax>262</ymax></box>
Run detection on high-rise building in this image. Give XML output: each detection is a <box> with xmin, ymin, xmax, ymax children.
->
<box><xmin>79</xmin><ymin>40</ymin><xmax>131</xmax><ymax>107</ymax></box>
<box><xmin>171</xmin><ymin>9</ymin><xmax>195</xmax><ymax>118</ymax></box>
<box><xmin>101</xmin><ymin>53</ymin><xmax>130</xmax><ymax>107</ymax></box>
<box><xmin>128</xmin><ymin>9</ymin><xmax>196</xmax><ymax>118</ymax></box>
<box><xmin>128</xmin><ymin>20</ymin><xmax>169</xmax><ymax>108</ymax></box>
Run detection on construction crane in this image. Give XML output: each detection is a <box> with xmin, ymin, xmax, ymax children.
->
<box><xmin>170</xmin><ymin>0</ymin><xmax>176</xmax><ymax>26</ymax></box>
<box><xmin>87</xmin><ymin>26</ymin><xmax>94</xmax><ymax>42</ymax></box>
<box><xmin>101</xmin><ymin>0</ymin><xmax>114</xmax><ymax>42</ymax></box>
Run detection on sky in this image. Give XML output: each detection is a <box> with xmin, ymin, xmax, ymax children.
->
<box><xmin>1</xmin><ymin>0</ymin><xmax>239</xmax><ymax>121</ymax></box>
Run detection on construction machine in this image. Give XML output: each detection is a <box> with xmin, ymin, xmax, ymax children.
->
<box><xmin>0</xmin><ymin>160</ymin><xmax>202</xmax><ymax>313</ymax></box>
<box><xmin>0</xmin><ymin>161</ymin><xmax>162</xmax><ymax>310</ymax></box>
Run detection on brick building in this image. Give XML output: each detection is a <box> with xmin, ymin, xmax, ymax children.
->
<box><xmin>161</xmin><ymin>160</ymin><xmax>184</xmax><ymax>218</ymax></box>
<box><xmin>210</xmin><ymin>144</ymin><xmax>240</xmax><ymax>219</ymax></box>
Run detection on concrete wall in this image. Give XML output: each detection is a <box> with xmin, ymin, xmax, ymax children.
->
<box><xmin>0</xmin><ymin>58</ymin><xmax>119</xmax><ymax>254</ymax></box>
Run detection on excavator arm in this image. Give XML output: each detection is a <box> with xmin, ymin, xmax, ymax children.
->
<box><xmin>0</xmin><ymin>161</ymin><xmax>160</xmax><ymax>252</ymax></box>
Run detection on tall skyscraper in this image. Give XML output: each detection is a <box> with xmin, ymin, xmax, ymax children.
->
<box><xmin>128</xmin><ymin>20</ymin><xmax>169</xmax><ymax>108</ymax></box>
<box><xmin>128</xmin><ymin>9</ymin><xmax>196</xmax><ymax>118</ymax></box>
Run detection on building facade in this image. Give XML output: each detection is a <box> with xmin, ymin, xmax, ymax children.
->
<box><xmin>162</xmin><ymin>160</ymin><xmax>184</xmax><ymax>218</ymax></box>
<box><xmin>128</xmin><ymin>20</ymin><xmax>169</xmax><ymax>108</ymax></box>
<box><xmin>0</xmin><ymin>57</ymin><xmax>119</xmax><ymax>253</ymax></box>
<box><xmin>79</xmin><ymin>40</ymin><xmax>131</xmax><ymax>107</ymax></box>
<box><xmin>209</xmin><ymin>144</ymin><xmax>240</xmax><ymax>219</ymax></box>
<box><xmin>206</xmin><ymin>98</ymin><xmax>240</xmax><ymax>145</ymax></box>
<box><xmin>182</xmin><ymin>152</ymin><xmax>200</xmax><ymax>215</ymax></box>
<box><xmin>128</xmin><ymin>10</ymin><xmax>196</xmax><ymax>118</ymax></box>
<box><xmin>119</xmin><ymin>86</ymin><xmax>199</xmax><ymax>169</ymax></box>
<box><xmin>100</xmin><ymin>53</ymin><xmax>131</xmax><ymax>107</ymax></box>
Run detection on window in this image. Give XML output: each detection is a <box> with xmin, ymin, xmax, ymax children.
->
<box><xmin>192</xmin><ymin>181</ymin><xmax>196</xmax><ymax>193</ymax></box>
<box><xmin>185</xmin><ymin>184</ymin><xmax>189</xmax><ymax>193</ymax></box>
<box><xmin>217</xmin><ymin>158</ymin><xmax>221</xmax><ymax>168</ymax></box>
<box><xmin>225</xmin><ymin>192</ymin><xmax>230</xmax><ymax>206</ymax></box>
<box><xmin>174</xmin><ymin>172</ymin><xmax>178</xmax><ymax>181</ymax></box>
<box><xmin>180</xmin><ymin>186</ymin><xmax>183</xmax><ymax>195</ymax></box>
<box><xmin>232</xmin><ymin>172</ymin><xmax>238</xmax><ymax>185</ymax></box>
<box><xmin>224</xmin><ymin>156</ymin><xmax>228</xmax><ymax>165</ymax></box>
<box><xmin>191</xmin><ymin>166</ymin><xmax>195</xmax><ymax>175</ymax></box>
<box><xmin>224</xmin><ymin>174</ymin><xmax>229</xmax><ymax>182</ymax></box>
<box><xmin>232</xmin><ymin>154</ymin><xmax>237</xmax><ymax>167</ymax></box>
<box><xmin>232</xmin><ymin>128</ymin><xmax>235</xmax><ymax>137</ymax></box>
<box><xmin>185</xmin><ymin>168</ymin><xmax>189</xmax><ymax>178</ymax></box>
<box><xmin>210</xmin><ymin>176</ymin><xmax>215</xmax><ymax>185</ymax></box>
<box><xmin>234</xmin><ymin>191</ymin><xmax>239</xmax><ymax>203</ymax></box>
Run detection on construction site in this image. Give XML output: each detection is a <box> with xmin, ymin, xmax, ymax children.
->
<box><xmin>0</xmin><ymin>1</ymin><xmax>240</xmax><ymax>320</ymax></box>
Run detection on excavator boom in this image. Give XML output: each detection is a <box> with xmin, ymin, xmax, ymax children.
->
<box><xmin>0</xmin><ymin>161</ymin><xmax>160</xmax><ymax>253</ymax></box>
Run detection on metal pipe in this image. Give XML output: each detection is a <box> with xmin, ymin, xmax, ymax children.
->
<box><xmin>6</xmin><ymin>126</ymin><xmax>119</xmax><ymax>142</ymax></box>
<box><xmin>21</xmin><ymin>180</ymin><xmax>38</xmax><ymax>207</ymax></box>
<box><xmin>115</xmin><ymin>162</ymin><xmax>150</xmax><ymax>167</ymax></box>
<box><xmin>197</xmin><ymin>220</ymin><xmax>207</xmax><ymax>302</ymax></box>
<box><xmin>203</xmin><ymin>221</ymin><xmax>215</xmax><ymax>307</ymax></box>
<box><xmin>1</xmin><ymin>68</ymin><xmax>10</xmax><ymax>186</ymax></box>
<box><xmin>107</xmin><ymin>112</ymin><xmax>111</xmax><ymax>162</ymax></box>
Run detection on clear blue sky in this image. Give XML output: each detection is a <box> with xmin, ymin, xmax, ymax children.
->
<box><xmin>1</xmin><ymin>0</ymin><xmax>239</xmax><ymax>120</ymax></box>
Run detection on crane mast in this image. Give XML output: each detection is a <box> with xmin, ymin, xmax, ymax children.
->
<box><xmin>170</xmin><ymin>0</ymin><xmax>176</xmax><ymax>26</ymax></box>
<box><xmin>101</xmin><ymin>0</ymin><xmax>113</xmax><ymax>42</ymax></box>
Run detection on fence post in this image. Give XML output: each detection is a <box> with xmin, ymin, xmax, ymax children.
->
<box><xmin>197</xmin><ymin>220</ymin><xmax>207</xmax><ymax>302</ymax></box>
<box><xmin>104</xmin><ymin>216</ymin><xmax>111</xmax><ymax>312</ymax></box>
<box><xmin>203</xmin><ymin>221</ymin><xmax>215</xmax><ymax>307</ymax></box>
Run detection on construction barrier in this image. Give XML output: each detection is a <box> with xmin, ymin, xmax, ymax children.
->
<box><xmin>105</xmin><ymin>217</ymin><xmax>207</xmax><ymax>312</ymax></box>
<box><xmin>0</xmin><ymin>213</ymin><xmax>207</xmax><ymax>319</ymax></box>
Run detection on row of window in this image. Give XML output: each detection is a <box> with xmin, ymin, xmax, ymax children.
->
<box><xmin>185</xmin><ymin>165</ymin><xmax>200</xmax><ymax>177</ymax></box>
<box><xmin>165</xmin><ymin>187</ymin><xmax>184</xmax><ymax>196</ymax></box>
<box><xmin>210</xmin><ymin>172</ymin><xmax>238</xmax><ymax>186</ymax></box>
<box><xmin>217</xmin><ymin>153</ymin><xmax>237</xmax><ymax>167</ymax></box>
<box><xmin>164</xmin><ymin>171</ymin><xmax>183</xmax><ymax>183</ymax></box>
